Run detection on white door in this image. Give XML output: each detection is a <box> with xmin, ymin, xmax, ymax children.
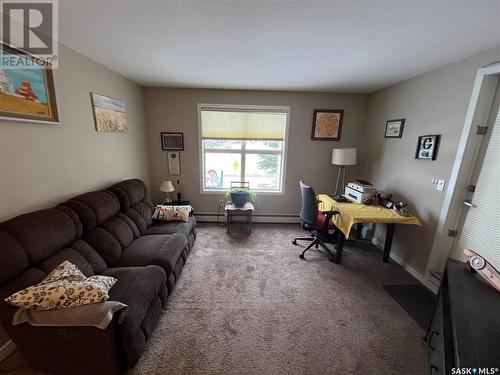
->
<box><xmin>449</xmin><ymin>81</ymin><xmax>500</xmax><ymax>270</ymax></box>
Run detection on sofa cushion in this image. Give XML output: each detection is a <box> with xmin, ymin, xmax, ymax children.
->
<box><xmin>0</xmin><ymin>231</ymin><xmax>29</xmax><ymax>285</ymax></box>
<box><xmin>116</xmin><ymin>234</ymin><xmax>187</xmax><ymax>276</ymax></box>
<box><xmin>38</xmin><ymin>248</ymin><xmax>94</xmax><ymax>277</ymax></box>
<box><xmin>70</xmin><ymin>239</ymin><xmax>108</xmax><ymax>274</ymax></box>
<box><xmin>60</xmin><ymin>190</ymin><xmax>120</xmax><ymax>232</ymax></box>
<box><xmin>102</xmin><ymin>265</ymin><xmax>167</xmax><ymax>367</ymax></box>
<box><xmin>147</xmin><ymin>216</ymin><xmax>196</xmax><ymax>239</ymax></box>
<box><xmin>84</xmin><ymin>228</ymin><xmax>123</xmax><ymax>267</ymax></box>
<box><xmin>107</xmin><ymin>179</ymin><xmax>148</xmax><ymax>209</ymax></box>
<box><xmin>60</xmin><ymin>191</ymin><xmax>141</xmax><ymax>263</ymax></box>
<box><xmin>0</xmin><ymin>208</ymin><xmax>82</xmax><ymax>264</ymax></box>
<box><xmin>107</xmin><ymin>179</ymin><xmax>154</xmax><ymax>234</ymax></box>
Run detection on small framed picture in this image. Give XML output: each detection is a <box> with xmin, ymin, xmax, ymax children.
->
<box><xmin>311</xmin><ymin>109</ymin><xmax>344</xmax><ymax>141</ymax></box>
<box><xmin>167</xmin><ymin>152</ymin><xmax>181</xmax><ymax>175</ymax></box>
<box><xmin>385</xmin><ymin>119</ymin><xmax>405</xmax><ymax>138</ymax></box>
<box><xmin>415</xmin><ymin>135</ymin><xmax>440</xmax><ymax>160</ymax></box>
<box><xmin>161</xmin><ymin>132</ymin><xmax>184</xmax><ymax>150</ymax></box>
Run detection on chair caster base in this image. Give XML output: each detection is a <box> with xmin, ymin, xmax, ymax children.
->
<box><xmin>292</xmin><ymin>239</ymin><xmax>297</xmax><ymax>245</ymax></box>
<box><xmin>328</xmin><ymin>257</ymin><xmax>335</xmax><ymax>263</ymax></box>
<box><xmin>299</xmin><ymin>253</ymin><xmax>305</xmax><ymax>259</ymax></box>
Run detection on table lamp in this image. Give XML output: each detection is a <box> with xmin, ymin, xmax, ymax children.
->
<box><xmin>332</xmin><ymin>147</ymin><xmax>357</xmax><ymax>194</ymax></box>
<box><xmin>159</xmin><ymin>180</ymin><xmax>175</xmax><ymax>203</ymax></box>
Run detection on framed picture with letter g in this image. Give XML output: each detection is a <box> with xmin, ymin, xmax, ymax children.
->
<box><xmin>415</xmin><ymin>134</ymin><xmax>440</xmax><ymax>160</ymax></box>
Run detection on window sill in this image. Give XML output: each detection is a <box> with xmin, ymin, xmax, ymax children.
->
<box><xmin>200</xmin><ymin>189</ymin><xmax>285</xmax><ymax>196</ymax></box>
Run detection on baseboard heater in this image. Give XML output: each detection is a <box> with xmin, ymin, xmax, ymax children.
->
<box><xmin>195</xmin><ymin>212</ymin><xmax>300</xmax><ymax>224</ymax></box>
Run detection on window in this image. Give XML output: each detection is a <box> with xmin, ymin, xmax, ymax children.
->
<box><xmin>198</xmin><ymin>104</ymin><xmax>289</xmax><ymax>193</ymax></box>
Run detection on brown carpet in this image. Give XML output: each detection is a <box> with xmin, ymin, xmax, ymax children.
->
<box><xmin>129</xmin><ymin>223</ymin><xmax>426</xmax><ymax>375</ymax></box>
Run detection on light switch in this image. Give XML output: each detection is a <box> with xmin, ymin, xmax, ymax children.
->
<box><xmin>436</xmin><ymin>179</ymin><xmax>445</xmax><ymax>191</ymax></box>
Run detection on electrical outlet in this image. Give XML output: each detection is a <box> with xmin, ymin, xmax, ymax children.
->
<box><xmin>218</xmin><ymin>199</ymin><xmax>224</xmax><ymax>206</ymax></box>
<box><xmin>436</xmin><ymin>179</ymin><xmax>445</xmax><ymax>192</ymax></box>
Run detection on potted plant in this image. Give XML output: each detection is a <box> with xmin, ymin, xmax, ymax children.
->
<box><xmin>224</xmin><ymin>187</ymin><xmax>259</xmax><ymax>207</ymax></box>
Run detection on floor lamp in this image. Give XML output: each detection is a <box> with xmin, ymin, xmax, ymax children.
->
<box><xmin>332</xmin><ymin>148</ymin><xmax>357</xmax><ymax>194</ymax></box>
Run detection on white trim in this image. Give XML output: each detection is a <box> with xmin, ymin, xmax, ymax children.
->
<box><xmin>0</xmin><ymin>340</ymin><xmax>16</xmax><ymax>363</ymax></box>
<box><xmin>425</xmin><ymin>61</ymin><xmax>500</xmax><ymax>281</ymax></box>
<box><xmin>197</xmin><ymin>103</ymin><xmax>290</xmax><ymax>195</ymax></box>
<box><xmin>196</xmin><ymin>212</ymin><xmax>300</xmax><ymax>224</ymax></box>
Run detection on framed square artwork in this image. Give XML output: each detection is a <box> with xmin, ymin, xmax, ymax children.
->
<box><xmin>311</xmin><ymin>109</ymin><xmax>344</xmax><ymax>141</ymax></box>
<box><xmin>415</xmin><ymin>134</ymin><xmax>440</xmax><ymax>160</ymax></box>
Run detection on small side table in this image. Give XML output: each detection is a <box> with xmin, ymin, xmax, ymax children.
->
<box><xmin>225</xmin><ymin>202</ymin><xmax>254</xmax><ymax>235</ymax></box>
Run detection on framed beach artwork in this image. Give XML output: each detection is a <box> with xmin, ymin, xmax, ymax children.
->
<box><xmin>0</xmin><ymin>43</ymin><xmax>59</xmax><ymax>123</ymax></box>
<box><xmin>90</xmin><ymin>92</ymin><xmax>128</xmax><ymax>132</ymax></box>
<box><xmin>311</xmin><ymin>109</ymin><xmax>344</xmax><ymax>141</ymax></box>
<box><xmin>385</xmin><ymin>119</ymin><xmax>405</xmax><ymax>138</ymax></box>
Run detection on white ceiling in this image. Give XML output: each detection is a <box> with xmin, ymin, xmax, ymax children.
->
<box><xmin>59</xmin><ymin>0</ymin><xmax>500</xmax><ymax>93</ymax></box>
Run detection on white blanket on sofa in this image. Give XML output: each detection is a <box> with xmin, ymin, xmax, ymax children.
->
<box><xmin>12</xmin><ymin>301</ymin><xmax>128</xmax><ymax>330</ymax></box>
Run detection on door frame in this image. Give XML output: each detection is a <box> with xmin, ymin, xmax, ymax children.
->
<box><xmin>425</xmin><ymin>61</ymin><xmax>500</xmax><ymax>286</ymax></box>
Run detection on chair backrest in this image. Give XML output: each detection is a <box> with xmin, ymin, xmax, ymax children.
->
<box><xmin>299</xmin><ymin>181</ymin><xmax>318</xmax><ymax>226</ymax></box>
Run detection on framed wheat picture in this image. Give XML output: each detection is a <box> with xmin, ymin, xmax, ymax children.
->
<box><xmin>90</xmin><ymin>93</ymin><xmax>128</xmax><ymax>132</ymax></box>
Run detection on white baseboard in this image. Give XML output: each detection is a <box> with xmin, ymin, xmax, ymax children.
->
<box><xmin>195</xmin><ymin>212</ymin><xmax>300</xmax><ymax>224</ymax></box>
<box><xmin>373</xmin><ymin>238</ymin><xmax>438</xmax><ymax>294</ymax></box>
<box><xmin>0</xmin><ymin>340</ymin><xmax>16</xmax><ymax>363</ymax></box>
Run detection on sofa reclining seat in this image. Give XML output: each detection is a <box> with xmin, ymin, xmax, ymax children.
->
<box><xmin>0</xmin><ymin>207</ymin><xmax>167</xmax><ymax>374</ymax></box>
<box><xmin>58</xmin><ymin>189</ymin><xmax>189</xmax><ymax>294</ymax></box>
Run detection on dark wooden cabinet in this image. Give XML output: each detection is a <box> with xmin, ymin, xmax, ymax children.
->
<box><xmin>426</xmin><ymin>259</ymin><xmax>500</xmax><ymax>374</ymax></box>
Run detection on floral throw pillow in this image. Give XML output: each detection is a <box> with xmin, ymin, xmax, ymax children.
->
<box><xmin>4</xmin><ymin>261</ymin><xmax>117</xmax><ymax>311</ymax></box>
<box><xmin>152</xmin><ymin>205</ymin><xmax>190</xmax><ymax>222</ymax></box>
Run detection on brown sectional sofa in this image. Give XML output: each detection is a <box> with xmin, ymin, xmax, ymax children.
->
<box><xmin>0</xmin><ymin>179</ymin><xmax>196</xmax><ymax>374</ymax></box>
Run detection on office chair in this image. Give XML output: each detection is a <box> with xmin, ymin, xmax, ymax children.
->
<box><xmin>292</xmin><ymin>181</ymin><xmax>343</xmax><ymax>263</ymax></box>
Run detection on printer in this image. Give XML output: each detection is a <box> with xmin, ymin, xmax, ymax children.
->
<box><xmin>344</xmin><ymin>180</ymin><xmax>376</xmax><ymax>203</ymax></box>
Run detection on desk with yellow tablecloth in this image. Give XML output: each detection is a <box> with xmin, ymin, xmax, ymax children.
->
<box><xmin>317</xmin><ymin>194</ymin><xmax>421</xmax><ymax>263</ymax></box>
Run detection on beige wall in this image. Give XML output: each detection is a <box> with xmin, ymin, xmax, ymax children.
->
<box><xmin>0</xmin><ymin>44</ymin><xmax>150</xmax><ymax>222</ymax></box>
<box><xmin>359</xmin><ymin>48</ymin><xmax>500</xmax><ymax>275</ymax></box>
<box><xmin>144</xmin><ymin>88</ymin><xmax>369</xmax><ymax>216</ymax></box>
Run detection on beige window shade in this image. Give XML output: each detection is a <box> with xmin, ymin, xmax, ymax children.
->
<box><xmin>201</xmin><ymin>109</ymin><xmax>286</xmax><ymax>140</ymax></box>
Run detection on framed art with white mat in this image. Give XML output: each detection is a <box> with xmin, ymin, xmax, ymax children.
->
<box><xmin>167</xmin><ymin>152</ymin><xmax>181</xmax><ymax>175</ymax></box>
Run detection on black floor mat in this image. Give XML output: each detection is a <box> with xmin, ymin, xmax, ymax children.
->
<box><xmin>383</xmin><ymin>284</ymin><xmax>436</xmax><ymax>330</ymax></box>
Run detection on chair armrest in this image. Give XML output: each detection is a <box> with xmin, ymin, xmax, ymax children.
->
<box><xmin>322</xmin><ymin>210</ymin><xmax>340</xmax><ymax>232</ymax></box>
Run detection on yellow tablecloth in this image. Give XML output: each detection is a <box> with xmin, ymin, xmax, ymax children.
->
<box><xmin>317</xmin><ymin>194</ymin><xmax>422</xmax><ymax>238</ymax></box>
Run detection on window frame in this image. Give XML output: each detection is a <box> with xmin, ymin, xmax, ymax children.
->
<box><xmin>197</xmin><ymin>103</ymin><xmax>290</xmax><ymax>195</ymax></box>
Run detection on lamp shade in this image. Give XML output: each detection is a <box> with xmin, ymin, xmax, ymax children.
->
<box><xmin>159</xmin><ymin>180</ymin><xmax>175</xmax><ymax>193</ymax></box>
<box><xmin>332</xmin><ymin>148</ymin><xmax>357</xmax><ymax>166</ymax></box>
